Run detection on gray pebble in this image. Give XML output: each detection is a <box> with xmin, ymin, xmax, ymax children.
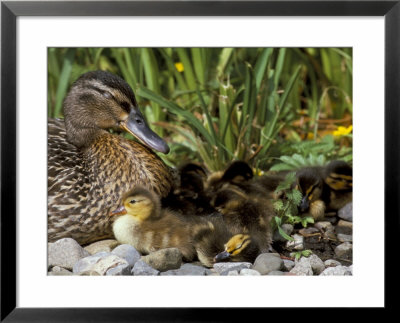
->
<box><xmin>48</xmin><ymin>266</ymin><xmax>73</xmax><ymax>276</ymax></box>
<box><xmin>227</xmin><ymin>270</ymin><xmax>239</xmax><ymax>276</ymax></box>
<box><xmin>161</xmin><ymin>263</ymin><xmax>211</xmax><ymax>276</ymax></box>
<box><xmin>84</xmin><ymin>239</ymin><xmax>119</xmax><ymax>255</ymax></box>
<box><xmin>252</xmin><ymin>253</ymin><xmax>283</xmax><ymax>275</ymax></box>
<box><xmin>213</xmin><ymin>262</ymin><xmax>252</xmax><ymax>274</ymax></box>
<box><xmin>336</xmin><ymin>220</ymin><xmax>353</xmax><ymax>235</ymax></box>
<box><xmin>72</xmin><ymin>252</ymin><xmax>110</xmax><ymax>274</ymax></box>
<box><xmin>334</xmin><ymin>242</ymin><xmax>353</xmax><ymax>260</ymax></box>
<box><xmin>337</xmin><ymin>233</ymin><xmax>353</xmax><ymax>242</ymax></box>
<box><xmin>141</xmin><ymin>248</ymin><xmax>182</xmax><ymax>272</ymax></box>
<box><xmin>290</xmin><ymin>257</ymin><xmax>313</xmax><ymax>276</ymax></box>
<box><xmin>320</xmin><ymin>266</ymin><xmax>352</xmax><ymax>276</ymax></box>
<box><xmin>309</xmin><ymin>254</ymin><xmax>325</xmax><ymax>275</ymax></box>
<box><xmin>48</xmin><ymin>238</ymin><xmax>90</xmax><ymax>271</ymax></box>
<box><xmin>240</xmin><ymin>269</ymin><xmax>261</xmax><ymax>276</ymax></box>
<box><xmin>112</xmin><ymin>244</ymin><xmax>141</xmax><ymax>267</ymax></box>
<box><xmin>282</xmin><ymin>259</ymin><xmax>295</xmax><ymax>271</ymax></box>
<box><xmin>267</xmin><ymin>271</ymin><xmax>285</xmax><ymax>275</ymax></box>
<box><xmin>106</xmin><ymin>263</ymin><xmax>131</xmax><ymax>276</ymax></box>
<box><xmin>132</xmin><ymin>260</ymin><xmax>159</xmax><ymax>276</ymax></box>
<box><xmin>324</xmin><ymin>259</ymin><xmax>342</xmax><ymax>268</ymax></box>
<box><xmin>338</xmin><ymin>202</ymin><xmax>353</xmax><ymax>222</ymax></box>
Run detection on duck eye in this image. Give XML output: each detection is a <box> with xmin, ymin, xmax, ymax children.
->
<box><xmin>102</xmin><ymin>92</ymin><xmax>113</xmax><ymax>100</ymax></box>
<box><xmin>129</xmin><ymin>199</ymin><xmax>136</xmax><ymax>204</ymax></box>
<box><xmin>120</xmin><ymin>102</ymin><xmax>131</xmax><ymax>113</ymax></box>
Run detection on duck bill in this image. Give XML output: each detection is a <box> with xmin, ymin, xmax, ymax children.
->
<box><xmin>214</xmin><ymin>250</ymin><xmax>231</xmax><ymax>262</ymax></box>
<box><xmin>121</xmin><ymin>108</ymin><xmax>170</xmax><ymax>154</ymax></box>
<box><xmin>300</xmin><ymin>196</ymin><xmax>310</xmax><ymax>212</ymax></box>
<box><xmin>109</xmin><ymin>205</ymin><xmax>127</xmax><ymax>216</ymax></box>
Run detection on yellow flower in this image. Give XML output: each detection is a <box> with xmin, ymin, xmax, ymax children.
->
<box><xmin>175</xmin><ymin>62</ymin><xmax>184</xmax><ymax>72</ymax></box>
<box><xmin>333</xmin><ymin>125</ymin><xmax>353</xmax><ymax>137</ymax></box>
<box><xmin>253</xmin><ymin>168</ymin><xmax>265</xmax><ymax>177</ymax></box>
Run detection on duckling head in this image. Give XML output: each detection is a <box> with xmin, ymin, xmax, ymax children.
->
<box><xmin>63</xmin><ymin>70</ymin><xmax>169</xmax><ymax>153</ymax></box>
<box><xmin>212</xmin><ymin>187</ymin><xmax>248</xmax><ymax>215</ymax></box>
<box><xmin>214</xmin><ymin>234</ymin><xmax>252</xmax><ymax>262</ymax></box>
<box><xmin>110</xmin><ymin>187</ymin><xmax>161</xmax><ymax>222</ymax></box>
<box><xmin>206</xmin><ymin>161</ymin><xmax>253</xmax><ymax>193</ymax></box>
<box><xmin>296</xmin><ymin>168</ymin><xmax>324</xmax><ymax>213</ymax></box>
<box><xmin>324</xmin><ymin>160</ymin><xmax>352</xmax><ymax>190</ymax></box>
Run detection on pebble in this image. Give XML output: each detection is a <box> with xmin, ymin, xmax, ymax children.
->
<box><xmin>267</xmin><ymin>271</ymin><xmax>285</xmax><ymax>276</ymax></box>
<box><xmin>337</xmin><ymin>233</ymin><xmax>353</xmax><ymax>242</ymax></box>
<box><xmin>282</xmin><ymin>259</ymin><xmax>295</xmax><ymax>271</ymax></box>
<box><xmin>290</xmin><ymin>257</ymin><xmax>313</xmax><ymax>276</ymax></box>
<box><xmin>111</xmin><ymin>244</ymin><xmax>141</xmax><ymax>267</ymax></box>
<box><xmin>227</xmin><ymin>270</ymin><xmax>239</xmax><ymax>276</ymax></box>
<box><xmin>72</xmin><ymin>252</ymin><xmax>110</xmax><ymax>274</ymax></box>
<box><xmin>285</xmin><ymin>234</ymin><xmax>304</xmax><ymax>250</ymax></box>
<box><xmin>334</xmin><ymin>242</ymin><xmax>353</xmax><ymax>260</ymax></box>
<box><xmin>308</xmin><ymin>254</ymin><xmax>325</xmax><ymax>275</ymax></box>
<box><xmin>336</xmin><ymin>220</ymin><xmax>353</xmax><ymax>235</ymax></box>
<box><xmin>161</xmin><ymin>263</ymin><xmax>211</xmax><ymax>276</ymax></box>
<box><xmin>324</xmin><ymin>259</ymin><xmax>342</xmax><ymax>268</ymax></box>
<box><xmin>106</xmin><ymin>263</ymin><xmax>131</xmax><ymax>276</ymax></box>
<box><xmin>320</xmin><ymin>266</ymin><xmax>352</xmax><ymax>276</ymax></box>
<box><xmin>48</xmin><ymin>266</ymin><xmax>73</xmax><ymax>276</ymax></box>
<box><xmin>84</xmin><ymin>254</ymin><xmax>129</xmax><ymax>275</ymax></box>
<box><xmin>338</xmin><ymin>202</ymin><xmax>353</xmax><ymax>222</ymax></box>
<box><xmin>132</xmin><ymin>260</ymin><xmax>159</xmax><ymax>276</ymax></box>
<box><xmin>48</xmin><ymin>238</ymin><xmax>90</xmax><ymax>270</ymax></box>
<box><xmin>240</xmin><ymin>269</ymin><xmax>261</xmax><ymax>276</ymax></box>
<box><xmin>213</xmin><ymin>262</ymin><xmax>252</xmax><ymax>274</ymax></box>
<box><xmin>273</xmin><ymin>224</ymin><xmax>294</xmax><ymax>242</ymax></box>
<box><xmin>141</xmin><ymin>248</ymin><xmax>182</xmax><ymax>272</ymax></box>
<box><xmin>84</xmin><ymin>239</ymin><xmax>119</xmax><ymax>255</ymax></box>
<box><xmin>252</xmin><ymin>253</ymin><xmax>283</xmax><ymax>275</ymax></box>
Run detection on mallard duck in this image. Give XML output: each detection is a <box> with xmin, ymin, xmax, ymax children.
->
<box><xmin>162</xmin><ymin>162</ymin><xmax>215</xmax><ymax>215</ymax></box>
<box><xmin>295</xmin><ymin>160</ymin><xmax>353</xmax><ymax>220</ymax></box>
<box><xmin>48</xmin><ymin>71</ymin><xmax>174</xmax><ymax>245</ymax></box>
<box><xmin>211</xmin><ymin>185</ymin><xmax>274</xmax><ymax>253</ymax></box>
<box><xmin>214</xmin><ymin>234</ymin><xmax>260</xmax><ymax>264</ymax></box>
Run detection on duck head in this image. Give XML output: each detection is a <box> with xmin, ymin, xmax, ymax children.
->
<box><xmin>214</xmin><ymin>234</ymin><xmax>252</xmax><ymax>262</ymax></box>
<box><xmin>109</xmin><ymin>186</ymin><xmax>161</xmax><ymax>222</ymax></box>
<box><xmin>63</xmin><ymin>70</ymin><xmax>169</xmax><ymax>153</ymax></box>
<box><xmin>295</xmin><ymin>168</ymin><xmax>324</xmax><ymax>213</ymax></box>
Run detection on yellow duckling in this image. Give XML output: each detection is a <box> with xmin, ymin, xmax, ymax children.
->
<box><xmin>214</xmin><ymin>234</ymin><xmax>260</xmax><ymax>264</ymax></box>
<box><xmin>110</xmin><ymin>187</ymin><xmax>210</xmax><ymax>262</ymax></box>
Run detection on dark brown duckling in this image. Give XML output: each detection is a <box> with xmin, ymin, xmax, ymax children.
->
<box><xmin>323</xmin><ymin>160</ymin><xmax>353</xmax><ymax>210</ymax></box>
<box><xmin>211</xmin><ymin>186</ymin><xmax>274</xmax><ymax>253</ymax></box>
<box><xmin>162</xmin><ymin>162</ymin><xmax>215</xmax><ymax>215</ymax></box>
<box><xmin>295</xmin><ymin>160</ymin><xmax>353</xmax><ymax>220</ymax></box>
<box><xmin>48</xmin><ymin>71</ymin><xmax>174</xmax><ymax>245</ymax></box>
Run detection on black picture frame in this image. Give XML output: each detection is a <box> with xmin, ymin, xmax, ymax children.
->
<box><xmin>1</xmin><ymin>0</ymin><xmax>398</xmax><ymax>321</ymax></box>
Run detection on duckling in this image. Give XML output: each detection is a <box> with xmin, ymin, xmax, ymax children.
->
<box><xmin>211</xmin><ymin>186</ymin><xmax>274</xmax><ymax>253</ymax></box>
<box><xmin>48</xmin><ymin>71</ymin><xmax>174</xmax><ymax>244</ymax></box>
<box><xmin>295</xmin><ymin>160</ymin><xmax>353</xmax><ymax>220</ymax></box>
<box><xmin>214</xmin><ymin>234</ymin><xmax>260</xmax><ymax>264</ymax></box>
<box><xmin>323</xmin><ymin>160</ymin><xmax>353</xmax><ymax>210</ymax></box>
<box><xmin>162</xmin><ymin>162</ymin><xmax>215</xmax><ymax>215</ymax></box>
<box><xmin>206</xmin><ymin>161</ymin><xmax>267</xmax><ymax>197</ymax></box>
<box><xmin>295</xmin><ymin>166</ymin><xmax>329</xmax><ymax>221</ymax></box>
<box><xmin>110</xmin><ymin>187</ymin><xmax>200</xmax><ymax>261</ymax></box>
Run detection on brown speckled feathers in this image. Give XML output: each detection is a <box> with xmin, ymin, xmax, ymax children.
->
<box><xmin>48</xmin><ymin>118</ymin><xmax>174</xmax><ymax>244</ymax></box>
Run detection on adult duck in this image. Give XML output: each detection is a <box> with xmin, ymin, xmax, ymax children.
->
<box><xmin>48</xmin><ymin>70</ymin><xmax>174</xmax><ymax>245</ymax></box>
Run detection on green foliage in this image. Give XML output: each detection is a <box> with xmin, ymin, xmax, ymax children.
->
<box><xmin>290</xmin><ymin>249</ymin><xmax>313</xmax><ymax>261</ymax></box>
<box><xmin>48</xmin><ymin>47</ymin><xmax>352</xmax><ymax>172</ymax></box>
<box><xmin>272</xmin><ymin>172</ymin><xmax>315</xmax><ymax>242</ymax></box>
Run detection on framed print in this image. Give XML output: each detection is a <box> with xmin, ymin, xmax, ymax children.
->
<box><xmin>1</xmin><ymin>0</ymin><xmax>398</xmax><ymax>320</ymax></box>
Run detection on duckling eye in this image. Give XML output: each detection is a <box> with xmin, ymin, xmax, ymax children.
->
<box><xmin>129</xmin><ymin>199</ymin><xmax>136</xmax><ymax>204</ymax></box>
<box><xmin>135</xmin><ymin>118</ymin><xmax>143</xmax><ymax>125</ymax></box>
